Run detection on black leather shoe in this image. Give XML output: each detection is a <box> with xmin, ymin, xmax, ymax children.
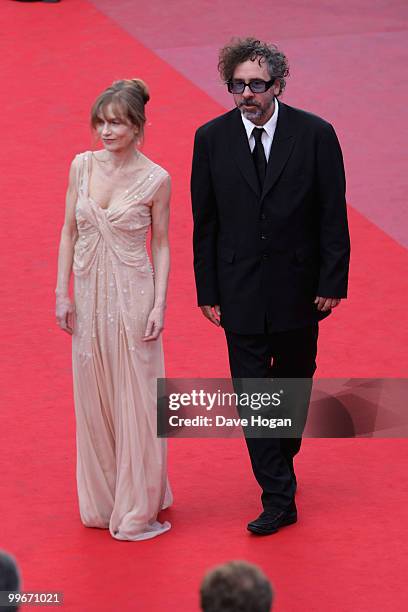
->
<box><xmin>247</xmin><ymin>507</ymin><xmax>297</xmax><ymax>535</ymax></box>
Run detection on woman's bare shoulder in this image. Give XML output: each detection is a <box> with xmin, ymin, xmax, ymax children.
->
<box><xmin>139</xmin><ymin>152</ymin><xmax>170</xmax><ymax>178</ymax></box>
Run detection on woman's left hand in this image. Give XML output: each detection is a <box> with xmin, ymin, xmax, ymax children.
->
<box><xmin>142</xmin><ymin>305</ymin><xmax>165</xmax><ymax>341</ymax></box>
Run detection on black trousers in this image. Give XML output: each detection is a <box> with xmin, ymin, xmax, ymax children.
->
<box><xmin>225</xmin><ymin>323</ymin><xmax>318</xmax><ymax>511</ymax></box>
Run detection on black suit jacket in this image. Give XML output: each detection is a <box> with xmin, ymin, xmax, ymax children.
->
<box><xmin>191</xmin><ymin>101</ymin><xmax>350</xmax><ymax>334</ymax></box>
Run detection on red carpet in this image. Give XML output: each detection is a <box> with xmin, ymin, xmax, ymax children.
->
<box><xmin>1</xmin><ymin>2</ymin><xmax>407</xmax><ymax>611</ymax></box>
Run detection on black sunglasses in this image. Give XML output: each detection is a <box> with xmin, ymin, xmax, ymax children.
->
<box><xmin>227</xmin><ymin>79</ymin><xmax>277</xmax><ymax>94</ymax></box>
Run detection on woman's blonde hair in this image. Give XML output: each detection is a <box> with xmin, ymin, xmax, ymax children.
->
<box><xmin>91</xmin><ymin>78</ymin><xmax>150</xmax><ymax>140</ymax></box>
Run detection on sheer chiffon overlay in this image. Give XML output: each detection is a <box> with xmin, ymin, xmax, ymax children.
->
<box><xmin>71</xmin><ymin>151</ymin><xmax>172</xmax><ymax>541</ymax></box>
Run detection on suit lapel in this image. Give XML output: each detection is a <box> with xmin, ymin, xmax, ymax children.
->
<box><xmin>227</xmin><ymin>109</ymin><xmax>260</xmax><ymax>197</ymax></box>
<box><xmin>262</xmin><ymin>101</ymin><xmax>296</xmax><ymax>200</ymax></box>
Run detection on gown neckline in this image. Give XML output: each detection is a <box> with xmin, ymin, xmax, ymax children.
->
<box><xmin>86</xmin><ymin>150</ymin><xmax>151</xmax><ymax>212</ymax></box>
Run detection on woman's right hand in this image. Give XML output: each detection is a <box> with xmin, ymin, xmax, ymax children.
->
<box><xmin>56</xmin><ymin>296</ymin><xmax>75</xmax><ymax>335</ymax></box>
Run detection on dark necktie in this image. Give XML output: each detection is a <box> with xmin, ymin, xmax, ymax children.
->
<box><xmin>252</xmin><ymin>127</ymin><xmax>267</xmax><ymax>189</ymax></box>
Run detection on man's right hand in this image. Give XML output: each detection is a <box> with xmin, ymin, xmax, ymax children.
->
<box><xmin>200</xmin><ymin>305</ymin><xmax>221</xmax><ymax>327</ymax></box>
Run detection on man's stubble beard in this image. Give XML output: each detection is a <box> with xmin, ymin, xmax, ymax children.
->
<box><xmin>239</xmin><ymin>98</ymin><xmax>274</xmax><ymax>123</ymax></box>
<box><xmin>241</xmin><ymin>108</ymin><xmax>263</xmax><ymax>121</ymax></box>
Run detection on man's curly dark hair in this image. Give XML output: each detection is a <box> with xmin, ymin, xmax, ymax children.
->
<box><xmin>218</xmin><ymin>37</ymin><xmax>289</xmax><ymax>97</ymax></box>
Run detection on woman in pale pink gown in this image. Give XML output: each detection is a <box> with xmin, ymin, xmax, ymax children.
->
<box><xmin>55</xmin><ymin>79</ymin><xmax>172</xmax><ymax>540</ymax></box>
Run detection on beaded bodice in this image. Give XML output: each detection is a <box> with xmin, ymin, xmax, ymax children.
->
<box><xmin>73</xmin><ymin>151</ymin><xmax>168</xmax><ymax>276</ymax></box>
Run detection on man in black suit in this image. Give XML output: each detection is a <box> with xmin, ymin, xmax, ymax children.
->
<box><xmin>191</xmin><ymin>38</ymin><xmax>350</xmax><ymax>534</ymax></box>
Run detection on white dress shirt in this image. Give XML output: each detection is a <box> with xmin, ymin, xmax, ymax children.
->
<box><xmin>241</xmin><ymin>98</ymin><xmax>279</xmax><ymax>161</ymax></box>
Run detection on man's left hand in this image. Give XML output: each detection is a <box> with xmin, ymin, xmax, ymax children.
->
<box><xmin>314</xmin><ymin>297</ymin><xmax>341</xmax><ymax>312</ymax></box>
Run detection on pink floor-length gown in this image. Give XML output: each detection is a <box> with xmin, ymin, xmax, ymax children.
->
<box><xmin>71</xmin><ymin>151</ymin><xmax>172</xmax><ymax>541</ymax></box>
